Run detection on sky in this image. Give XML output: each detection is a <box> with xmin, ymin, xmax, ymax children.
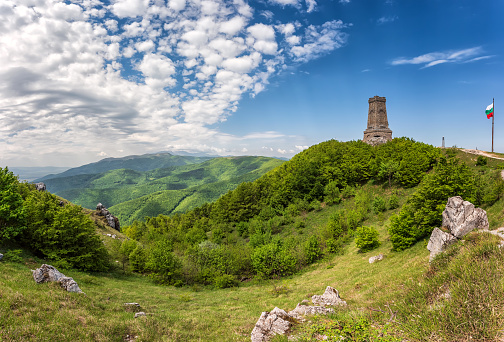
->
<box><xmin>1</xmin><ymin>0</ymin><xmax>503</xmax><ymax>167</ymax></box>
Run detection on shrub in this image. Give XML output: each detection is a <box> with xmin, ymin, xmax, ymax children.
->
<box><xmin>147</xmin><ymin>240</ymin><xmax>182</xmax><ymax>285</ymax></box>
<box><xmin>129</xmin><ymin>245</ymin><xmax>147</xmax><ymax>272</ymax></box>
<box><xmin>304</xmin><ymin>235</ymin><xmax>321</xmax><ymax>264</ymax></box>
<box><xmin>372</xmin><ymin>196</ymin><xmax>387</xmax><ymax>214</ymax></box>
<box><xmin>213</xmin><ymin>274</ymin><xmax>237</xmax><ymax>289</ymax></box>
<box><xmin>0</xmin><ymin>167</ymin><xmax>26</xmax><ymax>240</ymax></box>
<box><xmin>388</xmin><ymin>194</ymin><xmax>399</xmax><ymax>210</ymax></box>
<box><xmin>251</xmin><ymin>242</ymin><xmax>297</xmax><ymax>278</ymax></box>
<box><xmin>476</xmin><ymin>155</ymin><xmax>487</xmax><ymax>166</ymax></box>
<box><xmin>354</xmin><ymin>226</ymin><xmax>380</xmax><ymax>252</ymax></box>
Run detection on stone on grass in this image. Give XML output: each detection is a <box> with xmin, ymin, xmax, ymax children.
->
<box><xmin>311</xmin><ymin>286</ymin><xmax>347</xmax><ymax>307</ymax></box>
<box><xmin>124</xmin><ymin>303</ymin><xmax>142</xmax><ymax>312</ymax></box>
<box><xmin>369</xmin><ymin>253</ymin><xmax>384</xmax><ymax>264</ymax></box>
<box><xmin>442</xmin><ymin>196</ymin><xmax>489</xmax><ymax>238</ymax></box>
<box><xmin>427</xmin><ymin>228</ymin><xmax>458</xmax><ymax>262</ymax></box>
<box><xmin>288</xmin><ymin>303</ymin><xmax>335</xmax><ymax>321</ymax></box>
<box><xmin>134</xmin><ymin>312</ymin><xmax>146</xmax><ymax>318</ymax></box>
<box><xmin>32</xmin><ymin>264</ymin><xmax>84</xmax><ymax>293</ymax></box>
<box><xmin>0</xmin><ymin>253</ymin><xmax>3</xmax><ymax>261</ymax></box>
<box><xmin>251</xmin><ymin>307</ymin><xmax>292</xmax><ymax>342</ymax></box>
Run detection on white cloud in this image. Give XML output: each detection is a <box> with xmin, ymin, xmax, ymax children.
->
<box><xmin>0</xmin><ymin>0</ymin><xmax>349</xmax><ymax>166</ymax></box>
<box><xmin>377</xmin><ymin>16</ymin><xmax>398</xmax><ymax>25</ymax></box>
<box><xmin>391</xmin><ymin>47</ymin><xmax>489</xmax><ymax>68</ymax></box>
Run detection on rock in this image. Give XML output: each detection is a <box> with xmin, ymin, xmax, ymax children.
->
<box><xmin>58</xmin><ymin>200</ymin><xmax>65</xmax><ymax>207</ymax></box>
<box><xmin>369</xmin><ymin>253</ymin><xmax>384</xmax><ymax>264</ymax></box>
<box><xmin>442</xmin><ymin>196</ymin><xmax>489</xmax><ymax>238</ymax></box>
<box><xmin>311</xmin><ymin>286</ymin><xmax>347</xmax><ymax>307</ymax></box>
<box><xmin>96</xmin><ymin>203</ymin><xmax>105</xmax><ymax>211</ymax></box>
<box><xmin>96</xmin><ymin>203</ymin><xmax>120</xmax><ymax>231</ymax></box>
<box><xmin>32</xmin><ymin>264</ymin><xmax>84</xmax><ymax>293</ymax></box>
<box><xmin>35</xmin><ymin>182</ymin><xmax>46</xmax><ymax>191</ymax></box>
<box><xmin>0</xmin><ymin>253</ymin><xmax>3</xmax><ymax>261</ymax></box>
<box><xmin>288</xmin><ymin>303</ymin><xmax>335</xmax><ymax>321</ymax></box>
<box><xmin>427</xmin><ymin>228</ymin><xmax>458</xmax><ymax>262</ymax></box>
<box><xmin>251</xmin><ymin>307</ymin><xmax>292</xmax><ymax>342</ymax></box>
<box><xmin>134</xmin><ymin>312</ymin><xmax>146</xmax><ymax>318</ymax></box>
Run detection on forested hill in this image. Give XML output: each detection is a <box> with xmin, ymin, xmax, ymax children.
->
<box><xmin>36</xmin><ymin>156</ymin><xmax>284</xmax><ymax>224</ymax></box>
<box><xmin>36</xmin><ymin>152</ymin><xmax>212</xmax><ymax>181</ymax></box>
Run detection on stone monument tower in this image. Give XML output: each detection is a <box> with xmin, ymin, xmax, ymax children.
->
<box><xmin>363</xmin><ymin>96</ymin><xmax>392</xmax><ymax>146</ymax></box>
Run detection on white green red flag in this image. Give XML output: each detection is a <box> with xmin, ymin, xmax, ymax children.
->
<box><xmin>486</xmin><ymin>103</ymin><xmax>494</xmax><ymax>119</ymax></box>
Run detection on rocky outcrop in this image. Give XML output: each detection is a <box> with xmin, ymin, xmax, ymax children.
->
<box><xmin>96</xmin><ymin>203</ymin><xmax>120</xmax><ymax>231</ymax></box>
<box><xmin>427</xmin><ymin>197</ymin><xmax>489</xmax><ymax>262</ymax></box>
<box><xmin>311</xmin><ymin>286</ymin><xmax>347</xmax><ymax>307</ymax></box>
<box><xmin>251</xmin><ymin>286</ymin><xmax>346</xmax><ymax>342</ymax></box>
<box><xmin>369</xmin><ymin>253</ymin><xmax>384</xmax><ymax>264</ymax></box>
<box><xmin>32</xmin><ymin>264</ymin><xmax>84</xmax><ymax>293</ymax></box>
<box><xmin>251</xmin><ymin>307</ymin><xmax>293</xmax><ymax>342</ymax></box>
<box><xmin>35</xmin><ymin>182</ymin><xmax>46</xmax><ymax>191</ymax></box>
<box><xmin>442</xmin><ymin>196</ymin><xmax>489</xmax><ymax>238</ymax></box>
<box><xmin>427</xmin><ymin>228</ymin><xmax>458</xmax><ymax>262</ymax></box>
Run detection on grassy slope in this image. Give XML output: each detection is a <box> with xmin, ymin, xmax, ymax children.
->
<box><xmin>0</xmin><ymin>183</ymin><xmax>431</xmax><ymax>342</ymax></box>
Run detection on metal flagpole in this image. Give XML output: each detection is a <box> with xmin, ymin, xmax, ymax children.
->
<box><xmin>492</xmin><ymin>98</ymin><xmax>495</xmax><ymax>152</ymax></box>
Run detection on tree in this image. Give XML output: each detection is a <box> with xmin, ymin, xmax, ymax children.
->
<box><xmin>355</xmin><ymin>226</ymin><xmax>381</xmax><ymax>252</ymax></box>
<box><xmin>378</xmin><ymin>161</ymin><xmax>399</xmax><ymax>187</ymax></box>
<box><xmin>0</xmin><ymin>167</ymin><xmax>26</xmax><ymax>240</ymax></box>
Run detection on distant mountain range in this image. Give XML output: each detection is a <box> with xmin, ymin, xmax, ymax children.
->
<box><xmin>8</xmin><ymin>166</ymin><xmax>71</xmax><ymax>182</ymax></box>
<box><xmin>33</xmin><ymin>152</ymin><xmax>284</xmax><ymax>226</ymax></box>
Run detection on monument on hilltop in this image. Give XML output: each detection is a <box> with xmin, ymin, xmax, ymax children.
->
<box><xmin>363</xmin><ymin>96</ymin><xmax>392</xmax><ymax>146</ymax></box>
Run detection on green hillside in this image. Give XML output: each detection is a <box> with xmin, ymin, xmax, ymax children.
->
<box><xmin>36</xmin><ymin>152</ymin><xmax>213</xmax><ymax>181</ymax></box>
<box><xmin>40</xmin><ymin>156</ymin><xmax>284</xmax><ymax>223</ymax></box>
<box><xmin>2</xmin><ymin>139</ymin><xmax>504</xmax><ymax>341</ymax></box>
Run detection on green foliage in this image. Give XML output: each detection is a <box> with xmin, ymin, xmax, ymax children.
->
<box><xmin>1</xmin><ymin>249</ymin><xmax>24</xmax><ymax>263</ymax></box>
<box><xmin>304</xmin><ymin>235</ymin><xmax>321</xmax><ymax>264</ymax></box>
<box><xmin>324</xmin><ymin>180</ymin><xmax>341</xmax><ymax>204</ymax></box>
<box><xmin>213</xmin><ymin>274</ymin><xmax>237</xmax><ymax>289</ymax></box>
<box><xmin>0</xmin><ymin>167</ymin><xmax>26</xmax><ymax>240</ymax></box>
<box><xmin>354</xmin><ymin>226</ymin><xmax>380</xmax><ymax>252</ymax></box>
<box><xmin>23</xmin><ymin>190</ymin><xmax>109</xmax><ymax>271</ymax></box>
<box><xmin>146</xmin><ymin>239</ymin><xmax>182</xmax><ymax>285</ymax></box>
<box><xmin>389</xmin><ymin>158</ymin><xmax>479</xmax><ymax>251</ymax></box>
<box><xmin>372</xmin><ymin>196</ymin><xmax>387</xmax><ymax>214</ymax></box>
<box><xmin>388</xmin><ymin>193</ymin><xmax>399</xmax><ymax>210</ymax></box>
<box><xmin>476</xmin><ymin>155</ymin><xmax>487</xmax><ymax>166</ymax></box>
<box><xmin>129</xmin><ymin>245</ymin><xmax>147</xmax><ymax>272</ymax></box>
<box><xmin>251</xmin><ymin>242</ymin><xmax>297</xmax><ymax>278</ymax></box>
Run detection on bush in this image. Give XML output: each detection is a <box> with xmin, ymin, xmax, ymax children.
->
<box><xmin>389</xmin><ymin>158</ymin><xmax>479</xmax><ymax>251</ymax></box>
<box><xmin>251</xmin><ymin>242</ymin><xmax>297</xmax><ymax>278</ymax></box>
<box><xmin>304</xmin><ymin>235</ymin><xmax>321</xmax><ymax>264</ymax></box>
<box><xmin>388</xmin><ymin>194</ymin><xmax>399</xmax><ymax>210</ymax></box>
<box><xmin>354</xmin><ymin>226</ymin><xmax>380</xmax><ymax>252</ymax></box>
<box><xmin>0</xmin><ymin>167</ymin><xmax>26</xmax><ymax>240</ymax></box>
<box><xmin>372</xmin><ymin>196</ymin><xmax>387</xmax><ymax>214</ymax></box>
<box><xmin>213</xmin><ymin>274</ymin><xmax>237</xmax><ymax>289</ymax></box>
<box><xmin>23</xmin><ymin>191</ymin><xmax>109</xmax><ymax>271</ymax></box>
<box><xmin>476</xmin><ymin>155</ymin><xmax>487</xmax><ymax>166</ymax></box>
<box><xmin>147</xmin><ymin>240</ymin><xmax>182</xmax><ymax>285</ymax></box>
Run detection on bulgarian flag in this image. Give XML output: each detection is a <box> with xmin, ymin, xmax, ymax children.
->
<box><xmin>486</xmin><ymin>103</ymin><xmax>494</xmax><ymax>119</ymax></box>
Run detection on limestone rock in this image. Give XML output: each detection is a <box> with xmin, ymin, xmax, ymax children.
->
<box><xmin>134</xmin><ymin>312</ymin><xmax>146</xmax><ymax>318</ymax></box>
<box><xmin>288</xmin><ymin>303</ymin><xmax>335</xmax><ymax>321</ymax></box>
<box><xmin>427</xmin><ymin>228</ymin><xmax>458</xmax><ymax>262</ymax></box>
<box><xmin>251</xmin><ymin>307</ymin><xmax>292</xmax><ymax>342</ymax></box>
<box><xmin>311</xmin><ymin>286</ymin><xmax>347</xmax><ymax>307</ymax></box>
<box><xmin>35</xmin><ymin>182</ymin><xmax>46</xmax><ymax>191</ymax></box>
<box><xmin>442</xmin><ymin>196</ymin><xmax>489</xmax><ymax>238</ymax></box>
<box><xmin>96</xmin><ymin>203</ymin><xmax>120</xmax><ymax>231</ymax></box>
<box><xmin>0</xmin><ymin>253</ymin><xmax>3</xmax><ymax>261</ymax></box>
<box><xmin>32</xmin><ymin>264</ymin><xmax>84</xmax><ymax>293</ymax></box>
<box><xmin>369</xmin><ymin>253</ymin><xmax>384</xmax><ymax>264</ymax></box>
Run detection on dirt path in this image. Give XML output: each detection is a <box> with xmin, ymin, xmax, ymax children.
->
<box><xmin>461</xmin><ymin>149</ymin><xmax>504</xmax><ymax>160</ymax></box>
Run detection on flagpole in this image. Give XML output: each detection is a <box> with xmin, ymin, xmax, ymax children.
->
<box><xmin>492</xmin><ymin>98</ymin><xmax>494</xmax><ymax>152</ymax></box>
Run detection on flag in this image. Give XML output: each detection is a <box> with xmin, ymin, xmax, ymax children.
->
<box><xmin>486</xmin><ymin>103</ymin><xmax>494</xmax><ymax>119</ymax></box>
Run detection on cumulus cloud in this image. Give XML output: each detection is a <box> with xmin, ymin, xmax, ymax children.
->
<box><xmin>0</xmin><ymin>0</ymin><xmax>349</xmax><ymax>166</ymax></box>
<box><xmin>391</xmin><ymin>47</ymin><xmax>491</xmax><ymax>68</ymax></box>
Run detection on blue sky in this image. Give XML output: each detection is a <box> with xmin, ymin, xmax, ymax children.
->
<box><xmin>0</xmin><ymin>0</ymin><xmax>502</xmax><ymax>167</ymax></box>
